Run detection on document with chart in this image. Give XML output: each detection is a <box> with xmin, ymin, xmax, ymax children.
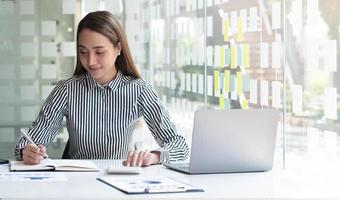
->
<box><xmin>97</xmin><ymin>176</ymin><xmax>204</xmax><ymax>194</ymax></box>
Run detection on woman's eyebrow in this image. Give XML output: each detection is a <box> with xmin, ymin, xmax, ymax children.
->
<box><xmin>78</xmin><ymin>45</ymin><xmax>105</xmax><ymax>49</ymax></box>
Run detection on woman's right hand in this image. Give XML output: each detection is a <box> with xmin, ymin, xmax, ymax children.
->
<box><xmin>22</xmin><ymin>144</ymin><xmax>46</xmax><ymax>165</ymax></box>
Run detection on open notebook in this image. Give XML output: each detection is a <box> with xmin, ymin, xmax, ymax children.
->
<box><xmin>9</xmin><ymin>159</ymin><xmax>99</xmax><ymax>172</ymax></box>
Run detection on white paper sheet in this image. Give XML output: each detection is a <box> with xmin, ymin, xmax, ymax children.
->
<box><xmin>230</xmin><ymin>11</ymin><xmax>237</xmax><ymax>34</ymax></box>
<box><xmin>0</xmin><ymin>128</ymin><xmax>15</xmax><ymax>142</ymax></box>
<box><xmin>20</xmin><ymin>21</ymin><xmax>35</xmax><ymax>36</ymax></box>
<box><xmin>0</xmin><ymin>106</ymin><xmax>14</xmax><ymax>122</ymax></box>
<box><xmin>249</xmin><ymin>7</ymin><xmax>258</xmax><ymax>31</ymax></box>
<box><xmin>20</xmin><ymin>64</ymin><xmax>37</xmax><ymax>79</ymax></box>
<box><xmin>21</xmin><ymin>85</ymin><xmax>36</xmax><ymax>100</ymax></box>
<box><xmin>207</xmin><ymin>75</ymin><xmax>213</xmax><ymax>96</ymax></box>
<box><xmin>198</xmin><ymin>74</ymin><xmax>204</xmax><ymax>94</ymax></box>
<box><xmin>63</xmin><ymin>0</ymin><xmax>76</xmax><ymax>14</ymax></box>
<box><xmin>323</xmin><ymin>130</ymin><xmax>337</xmax><ymax>158</ymax></box>
<box><xmin>0</xmin><ymin>65</ymin><xmax>14</xmax><ymax>79</ymax></box>
<box><xmin>306</xmin><ymin>40</ymin><xmax>319</xmax><ymax>69</ymax></box>
<box><xmin>21</xmin><ymin>42</ymin><xmax>36</xmax><ymax>57</ymax></box>
<box><xmin>20</xmin><ymin>0</ymin><xmax>34</xmax><ymax>15</ymax></box>
<box><xmin>20</xmin><ymin>106</ymin><xmax>36</xmax><ymax>122</ymax></box>
<box><xmin>0</xmin><ymin>85</ymin><xmax>14</xmax><ymax>100</ymax></box>
<box><xmin>162</xmin><ymin>71</ymin><xmax>167</xmax><ymax>87</ymax></box>
<box><xmin>171</xmin><ymin>72</ymin><xmax>176</xmax><ymax>90</ymax></box>
<box><xmin>0</xmin><ymin>1</ymin><xmax>14</xmax><ymax>15</ymax></box>
<box><xmin>272</xmin><ymin>81</ymin><xmax>281</xmax><ymax>108</ymax></box>
<box><xmin>261</xmin><ymin>43</ymin><xmax>269</xmax><ymax>68</ymax></box>
<box><xmin>221</xmin><ymin>12</ymin><xmax>228</xmax><ymax>36</ymax></box>
<box><xmin>291</xmin><ymin>0</ymin><xmax>303</xmax><ymax>30</ymax></box>
<box><xmin>260</xmin><ymin>80</ymin><xmax>268</xmax><ymax>106</ymax></box>
<box><xmin>214</xmin><ymin>71</ymin><xmax>220</xmax><ymax>97</ymax></box>
<box><xmin>41</xmin><ymin>21</ymin><xmax>56</xmax><ymax>36</ymax></box>
<box><xmin>321</xmin><ymin>40</ymin><xmax>337</xmax><ymax>72</ymax></box>
<box><xmin>180</xmin><ymin>73</ymin><xmax>185</xmax><ymax>91</ymax></box>
<box><xmin>250</xmin><ymin>79</ymin><xmax>257</xmax><ymax>104</ymax></box>
<box><xmin>292</xmin><ymin>84</ymin><xmax>303</xmax><ymax>115</ymax></box>
<box><xmin>214</xmin><ymin>45</ymin><xmax>220</xmax><ymax>67</ymax></box>
<box><xmin>191</xmin><ymin>0</ymin><xmax>197</xmax><ymax>10</ymax></box>
<box><xmin>166</xmin><ymin>71</ymin><xmax>171</xmax><ymax>88</ymax></box>
<box><xmin>97</xmin><ymin>176</ymin><xmax>202</xmax><ymax>194</ymax></box>
<box><xmin>240</xmin><ymin>9</ymin><xmax>247</xmax><ymax>31</ymax></box>
<box><xmin>185</xmin><ymin>47</ymin><xmax>191</xmax><ymax>65</ymax></box>
<box><xmin>42</xmin><ymin>64</ymin><xmax>57</xmax><ymax>79</ymax></box>
<box><xmin>0</xmin><ymin>172</ymin><xmax>67</xmax><ymax>182</ymax></box>
<box><xmin>175</xmin><ymin>0</ymin><xmax>180</xmax><ymax>15</ymax></box>
<box><xmin>42</xmin><ymin>42</ymin><xmax>57</xmax><ymax>57</ymax></box>
<box><xmin>61</xmin><ymin>41</ymin><xmax>76</xmax><ymax>57</ymax></box>
<box><xmin>192</xmin><ymin>74</ymin><xmax>198</xmax><ymax>93</ymax></box>
<box><xmin>324</xmin><ymin>87</ymin><xmax>337</xmax><ymax>120</ymax></box>
<box><xmin>207</xmin><ymin>16</ymin><xmax>213</xmax><ymax>37</ymax></box>
<box><xmin>207</xmin><ymin>46</ymin><xmax>213</xmax><ymax>66</ymax></box>
<box><xmin>197</xmin><ymin>0</ymin><xmax>203</xmax><ymax>9</ymax></box>
<box><xmin>272</xmin><ymin>2</ymin><xmax>281</xmax><ymax>29</ymax></box>
<box><xmin>192</xmin><ymin>47</ymin><xmax>198</xmax><ymax>66</ymax></box>
<box><xmin>186</xmin><ymin>73</ymin><xmax>191</xmax><ymax>92</ymax></box>
<box><xmin>272</xmin><ymin>41</ymin><xmax>281</xmax><ymax>68</ymax></box>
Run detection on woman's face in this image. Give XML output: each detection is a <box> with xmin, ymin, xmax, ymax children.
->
<box><xmin>78</xmin><ymin>28</ymin><xmax>121</xmax><ymax>85</ymax></box>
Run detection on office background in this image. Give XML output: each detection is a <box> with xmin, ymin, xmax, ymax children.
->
<box><xmin>0</xmin><ymin>0</ymin><xmax>339</xmax><ymax>169</ymax></box>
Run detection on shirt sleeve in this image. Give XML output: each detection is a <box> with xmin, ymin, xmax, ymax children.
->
<box><xmin>137</xmin><ymin>83</ymin><xmax>189</xmax><ymax>163</ymax></box>
<box><xmin>14</xmin><ymin>81</ymin><xmax>68</xmax><ymax>160</ymax></box>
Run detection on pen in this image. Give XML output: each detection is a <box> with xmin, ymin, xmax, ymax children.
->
<box><xmin>20</xmin><ymin>128</ymin><xmax>48</xmax><ymax>158</ymax></box>
<box><xmin>20</xmin><ymin>128</ymin><xmax>38</xmax><ymax>148</ymax></box>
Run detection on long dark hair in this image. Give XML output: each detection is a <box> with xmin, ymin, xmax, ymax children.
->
<box><xmin>73</xmin><ymin>11</ymin><xmax>140</xmax><ymax>78</ymax></box>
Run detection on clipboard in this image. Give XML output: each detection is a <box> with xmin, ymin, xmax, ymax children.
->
<box><xmin>97</xmin><ymin>176</ymin><xmax>204</xmax><ymax>194</ymax></box>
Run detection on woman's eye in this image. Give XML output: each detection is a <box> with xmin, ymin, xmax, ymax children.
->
<box><xmin>96</xmin><ymin>52</ymin><xmax>104</xmax><ymax>55</ymax></box>
<box><xmin>79</xmin><ymin>51</ymin><xmax>88</xmax><ymax>54</ymax></box>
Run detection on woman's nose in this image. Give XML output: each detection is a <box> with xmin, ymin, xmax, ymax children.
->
<box><xmin>88</xmin><ymin>52</ymin><xmax>96</xmax><ymax>65</ymax></box>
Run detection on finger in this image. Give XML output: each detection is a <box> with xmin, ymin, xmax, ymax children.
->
<box><xmin>24</xmin><ymin>155</ymin><xmax>42</xmax><ymax>165</ymax></box>
<box><xmin>22</xmin><ymin>144</ymin><xmax>38</xmax><ymax>158</ymax></box>
<box><xmin>137</xmin><ymin>151</ymin><xmax>145</xmax><ymax>167</ymax></box>
<box><xmin>24</xmin><ymin>144</ymin><xmax>44</xmax><ymax>163</ymax></box>
<box><xmin>23</xmin><ymin>151</ymin><xmax>43</xmax><ymax>165</ymax></box>
<box><xmin>131</xmin><ymin>151</ymin><xmax>139</xmax><ymax>167</ymax></box>
<box><xmin>142</xmin><ymin>151</ymin><xmax>152</xmax><ymax>166</ymax></box>
<box><xmin>27</xmin><ymin>144</ymin><xmax>40</xmax><ymax>153</ymax></box>
<box><xmin>37</xmin><ymin>145</ymin><xmax>47</xmax><ymax>157</ymax></box>
<box><xmin>26</xmin><ymin>150</ymin><xmax>44</xmax><ymax>161</ymax></box>
<box><xmin>38</xmin><ymin>144</ymin><xmax>46</xmax><ymax>152</ymax></box>
<box><xmin>125</xmin><ymin>151</ymin><xmax>134</xmax><ymax>167</ymax></box>
<box><xmin>122</xmin><ymin>160</ymin><xmax>127</xmax><ymax>166</ymax></box>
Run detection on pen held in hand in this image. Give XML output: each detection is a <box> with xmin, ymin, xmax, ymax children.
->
<box><xmin>20</xmin><ymin>128</ymin><xmax>48</xmax><ymax>158</ymax></box>
<box><xmin>20</xmin><ymin>128</ymin><xmax>38</xmax><ymax>148</ymax></box>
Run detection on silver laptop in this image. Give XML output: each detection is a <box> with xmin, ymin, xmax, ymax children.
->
<box><xmin>164</xmin><ymin>109</ymin><xmax>279</xmax><ymax>174</ymax></box>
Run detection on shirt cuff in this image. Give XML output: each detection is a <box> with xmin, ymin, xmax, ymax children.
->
<box><xmin>151</xmin><ymin>148</ymin><xmax>169</xmax><ymax>164</ymax></box>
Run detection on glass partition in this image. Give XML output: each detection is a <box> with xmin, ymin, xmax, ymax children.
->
<box><xmin>0</xmin><ymin>0</ymin><xmax>339</xmax><ymax>170</ymax></box>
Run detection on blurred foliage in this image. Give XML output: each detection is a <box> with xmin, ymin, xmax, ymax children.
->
<box><xmin>319</xmin><ymin>0</ymin><xmax>340</xmax><ymax>39</ymax></box>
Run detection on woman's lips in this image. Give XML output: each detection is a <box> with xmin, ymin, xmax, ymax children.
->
<box><xmin>89</xmin><ymin>66</ymin><xmax>101</xmax><ymax>71</ymax></box>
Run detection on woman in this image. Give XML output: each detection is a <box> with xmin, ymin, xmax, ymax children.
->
<box><xmin>15</xmin><ymin>11</ymin><xmax>189</xmax><ymax>167</ymax></box>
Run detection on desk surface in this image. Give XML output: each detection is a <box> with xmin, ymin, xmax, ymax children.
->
<box><xmin>1</xmin><ymin>160</ymin><xmax>340</xmax><ymax>200</ymax></box>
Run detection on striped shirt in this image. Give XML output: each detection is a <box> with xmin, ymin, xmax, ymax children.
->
<box><xmin>15</xmin><ymin>71</ymin><xmax>189</xmax><ymax>162</ymax></box>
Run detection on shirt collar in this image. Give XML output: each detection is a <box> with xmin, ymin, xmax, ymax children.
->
<box><xmin>84</xmin><ymin>70</ymin><xmax>123</xmax><ymax>91</ymax></box>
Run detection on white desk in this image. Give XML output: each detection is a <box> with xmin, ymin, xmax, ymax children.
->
<box><xmin>1</xmin><ymin>160</ymin><xmax>340</xmax><ymax>200</ymax></box>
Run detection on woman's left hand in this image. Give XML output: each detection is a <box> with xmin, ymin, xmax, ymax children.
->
<box><xmin>122</xmin><ymin>150</ymin><xmax>160</xmax><ymax>167</ymax></box>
